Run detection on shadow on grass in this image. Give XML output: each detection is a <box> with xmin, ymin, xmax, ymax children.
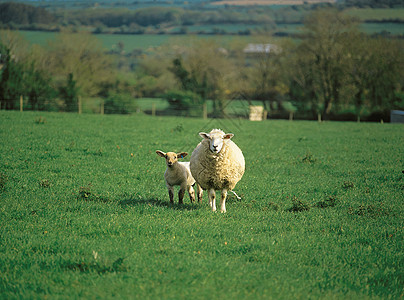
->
<box><xmin>75</xmin><ymin>185</ymin><xmax>200</xmax><ymax>211</ymax></box>
<box><xmin>119</xmin><ymin>194</ymin><xmax>200</xmax><ymax>211</ymax></box>
<box><xmin>62</xmin><ymin>258</ymin><xmax>128</xmax><ymax>274</ymax></box>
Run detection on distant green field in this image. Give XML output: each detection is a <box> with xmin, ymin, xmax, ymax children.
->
<box><xmin>19</xmin><ymin>31</ymin><xmax>172</xmax><ymax>51</ymax></box>
<box><xmin>169</xmin><ymin>24</ymin><xmax>262</xmax><ymax>34</ymax></box>
<box><xmin>19</xmin><ymin>31</ymin><xmax>255</xmax><ymax>52</ymax></box>
<box><xmin>359</xmin><ymin>22</ymin><xmax>404</xmax><ymax>35</ymax></box>
<box><xmin>0</xmin><ymin>111</ymin><xmax>403</xmax><ymax>299</ymax></box>
<box><xmin>18</xmin><ymin>17</ymin><xmax>403</xmax><ymax>54</ymax></box>
<box><xmin>345</xmin><ymin>8</ymin><xmax>404</xmax><ymax>21</ymax></box>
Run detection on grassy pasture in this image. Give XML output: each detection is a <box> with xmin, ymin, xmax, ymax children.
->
<box><xmin>19</xmin><ymin>31</ymin><xmax>255</xmax><ymax>53</ymax></box>
<box><xmin>18</xmin><ymin>19</ymin><xmax>404</xmax><ymax>56</ymax></box>
<box><xmin>0</xmin><ymin>111</ymin><xmax>403</xmax><ymax>299</ymax></box>
<box><xmin>345</xmin><ymin>8</ymin><xmax>404</xmax><ymax>21</ymax></box>
<box><xmin>19</xmin><ymin>31</ymin><xmax>171</xmax><ymax>52</ymax></box>
<box><xmin>210</xmin><ymin>0</ymin><xmax>334</xmax><ymax>5</ymax></box>
<box><xmin>358</xmin><ymin>22</ymin><xmax>404</xmax><ymax>35</ymax></box>
<box><xmin>169</xmin><ymin>24</ymin><xmax>261</xmax><ymax>34</ymax></box>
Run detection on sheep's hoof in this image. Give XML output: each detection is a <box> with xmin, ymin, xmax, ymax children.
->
<box><xmin>220</xmin><ymin>210</ymin><xmax>226</xmax><ymax>213</ymax></box>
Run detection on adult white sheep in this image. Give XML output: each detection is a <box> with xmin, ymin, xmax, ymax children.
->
<box><xmin>190</xmin><ymin>129</ymin><xmax>245</xmax><ymax>213</ymax></box>
<box><xmin>156</xmin><ymin>150</ymin><xmax>203</xmax><ymax>204</ymax></box>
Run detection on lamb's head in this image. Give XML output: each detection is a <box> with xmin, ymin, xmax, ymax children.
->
<box><xmin>199</xmin><ymin>129</ymin><xmax>234</xmax><ymax>154</ymax></box>
<box><xmin>156</xmin><ymin>150</ymin><xmax>188</xmax><ymax>167</ymax></box>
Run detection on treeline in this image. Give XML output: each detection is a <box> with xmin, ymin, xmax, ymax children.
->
<box><xmin>0</xmin><ymin>30</ymin><xmax>112</xmax><ymax>111</ymax></box>
<box><xmin>0</xmin><ymin>3</ymin><xmax>56</xmax><ymax>25</ymax></box>
<box><xmin>0</xmin><ymin>3</ymin><xmax>300</xmax><ymax>33</ymax></box>
<box><xmin>2</xmin><ymin>1</ymin><xmax>403</xmax><ymax>35</ymax></box>
<box><xmin>341</xmin><ymin>0</ymin><xmax>404</xmax><ymax>8</ymax></box>
<box><xmin>1</xmin><ymin>9</ymin><xmax>403</xmax><ymax>120</ymax></box>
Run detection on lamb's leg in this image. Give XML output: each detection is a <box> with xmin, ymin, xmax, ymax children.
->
<box><xmin>196</xmin><ymin>184</ymin><xmax>203</xmax><ymax>203</ymax></box>
<box><xmin>220</xmin><ymin>189</ymin><xmax>228</xmax><ymax>213</ymax></box>
<box><xmin>168</xmin><ymin>186</ymin><xmax>174</xmax><ymax>204</ymax></box>
<box><xmin>187</xmin><ymin>185</ymin><xmax>195</xmax><ymax>203</ymax></box>
<box><xmin>178</xmin><ymin>184</ymin><xmax>186</xmax><ymax>204</ymax></box>
<box><xmin>209</xmin><ymin>189</ymin><xmax>216</xmax><ymax>212</ymax></box>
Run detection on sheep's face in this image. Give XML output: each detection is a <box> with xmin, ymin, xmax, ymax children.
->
<box><xmin>156</xmin><ymin>150</ymin><xmax>188</xmax><ymax>167</ymax></box>
<box><xmin>199</xmin><ymin>130</ymin><xmax>234</xmax><ymax>154</ymax></box>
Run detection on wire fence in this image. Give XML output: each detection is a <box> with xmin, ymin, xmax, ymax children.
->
<box><xmin>1</xmin><ymin>96</ymin><xmax>397</xmax><ymax>123</ymax></box>
<box><xmin>0</xmin><ymin>96</ymin><xmax>268</xmax><ymax>121</ymax></box>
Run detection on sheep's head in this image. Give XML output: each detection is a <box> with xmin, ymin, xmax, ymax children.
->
<box><xmin>156</xmin><ymin>150</ymin><xmax>188</xmax><ymax>167</ymax></box>
<box><xmin>199</xmin><ymin>129</ymin><xmax>234</xmax><ymax>154</ymax></box>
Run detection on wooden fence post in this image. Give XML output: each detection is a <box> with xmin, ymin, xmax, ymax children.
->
<box><xmin>100</xmin><ymin>100</ymin><xmax>104</xmax><ymax>115</ymax></box>
<box><xmin>203</xmin><ymin>102</ymin><xmax>208</xmax><ymax>120</ymax></box>
<box><xmin>318</xmin><ymin>113</ymin><xmax>321</xmax><ymax>123</ymax></box>
<box><xmin>289</xmin><ymin>111</ymin><xmax>294</xmax><ymax>121</ymax></box>
<box><xmin>20</xmin><ymin>96</ymin><xmax>23</xmax><ymax>112</ymax></box>
<box><xmin>78</xmin><ymin>96</ymin><xmax>82</xmax><ymax>114</ymax></box>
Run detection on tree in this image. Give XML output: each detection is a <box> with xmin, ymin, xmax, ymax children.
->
<box><xmin>59</xmin><ymin>73</ymin><xmax>79</xmax><ymax>112</ymax></box>
<box><xmin>0</xmin><ymin>31</ymin><xmax>56</xmax><ymax>111</ymax></box>
<box><xmin>45</xmin><ymin>31</ymin><xmax>113</xmax><ymax>98</ymax></box>
<box><xmin>168</xmin><ymin>39</ymin><xmax>237</xmax><ymax>117</ymax></box>
<box><xmin>287</xmin><ymin>10</ymin><xmax>404</xmax><ymax>120</ymax></box>
<box><xmin>0</xmin><ymin>44</ymin><xmax>24</xmax><ymax>110</ymax></box>
<box><xmin>363</xmin><ymin>38</ymin><xmax>404</xmax><ymax>112</ymax></box>
<box><xmin>163</xmin><ymin>89</ymin><xmax>203</xmax><ymax>117</ymax></box>
<box><xmin>296</xmin><ymin>8</ymin><xmax>359</xmax><ymax>119</ymax></box>
<box><xmin>0</xmin><ymin>2</ymin><xmax>56</xmax><ymax>25</ymax></box>
<box><xmin>0</xmin><ymin>30</ymin><xmax>31</xmax><ymax>63</ymax></box>
<box><xmin>25</xmin><ymin>63</ymin><xmax>56</xmax><ymax>111</ymax></box>
<box><xmin>237</xmin><ymin>40</ymin><xmax>289</xmax><ymax>113</ymax></box>
<box><xmin>169</xmin><ymin>57</ymin><xmax>201</xmax><ymax>95</ymax></box>
<box><xmin>285</xmin><ymin>48</ymin><xmax>320</xmax><ymax>117</ymax></box>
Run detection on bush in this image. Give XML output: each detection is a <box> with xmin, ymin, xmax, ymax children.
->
<box><xmin>104</xmin><ymin>93</ymin><xmax>137</xmax><ymax>114</ymax></box>
<box><xmin>163</xmin><ymin>90</ymin><xmax>204</xmax><ymax>117</ymax></box>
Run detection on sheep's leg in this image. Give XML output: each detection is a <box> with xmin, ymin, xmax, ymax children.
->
<box><xmin>187</xmin><ymin>185</ymin><xmax>195</xmax><ymax>203</ymax></box>
<box><xmin>168</xmin><ymin>186</ymin><xmax>174</xmax><ymax>204</ymax></box>
<box><xmin>209</xmin><ymin>189</ymin><xmax>216</xmax><ymax>212</ymax></box>
<box><xmin>220</xmin><ymin>189</ymin><xmax>228</xmax><ymax>213</ymax></box>
<box><xmin>196</xmin><ymin>184</ymin><xmax>203</xmax><ymax>203</ymax></box>
<box><xmin>178</xmin><ymin>184</ymin><xmax>186</xmax><ymax>204</ymax></box>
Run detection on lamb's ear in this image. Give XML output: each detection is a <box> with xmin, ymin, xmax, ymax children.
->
<box><xmin>199</xmin><ymin>132</ymin><xmax>210</xmax><ymax>139</ymax></box>
<box><xmin>156</xmin><ymin>150</ymin><xmax>166</xmax><ymax>158</ymax></box>
<box><xmin>177</xmin><ymin>152</ymin><xmax>188</xmax><ymax>159</ymax></box>
<box><xmin>223</xmin><ymin>133</ymin><xmax>234</xmax><ymax>140</ymax></box>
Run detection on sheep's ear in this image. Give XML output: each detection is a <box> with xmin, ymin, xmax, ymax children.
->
<box><xmin>177</xmin><ymin>152</ymin><xmax>188</xmax><ymax>159</ymax></box>
<box><xmin>156</xmin><ymin>150</ymin><xmax>166</xmax><ymax>158</ymax></box>
<box><xmin>223</xmin><ymin>133</ymin><xmax>234</xmax><ymax>140</ymax></box>
<box><xmin>199</xmin><ymin>132</ymin><xmax>210</xmax><ymax>139</ymax></box>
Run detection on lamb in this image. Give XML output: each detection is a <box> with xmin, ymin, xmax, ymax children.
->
<box><xmin>190</xmin><ymin>129</ymin><xmax>245</xmax><ymax>213</ymax></box>
<box><xmin>156</xmin><ymin>150</ymin><xmax>203</xmax><ymax>204</ymax></box>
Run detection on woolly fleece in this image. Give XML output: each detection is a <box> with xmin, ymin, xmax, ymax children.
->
<box><xmin>190</xmin><ymin>133</ymin><xmax>245</xmax><ymax>191</ymax></box>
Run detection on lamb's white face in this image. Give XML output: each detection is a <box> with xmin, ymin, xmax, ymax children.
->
<box><xmin>156</xmin><ymin>150</ymin><xmax>188</xmax><ymax>167</ymax></box>
<box><xmin>200</xmin><ymin>130</ymin><xmax>234</xmax><ymax>154</ymax></box>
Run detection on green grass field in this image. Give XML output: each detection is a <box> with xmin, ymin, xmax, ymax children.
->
<box><xmin>19</xmin><ymin>31</ymin><xmax>172</xmax><ymax>52</ymax></box>
<box><xmin>18</xmin><ymin>16</ymin><xmax>404</xmax><ymax>54</ymax></box>
<box><xmin>0</xmin><ymin>111</ymin><xmax>403</xmax><ymax>299</ymax></box>
<box><xmin>19</xmin><ymin>31</ymin><xmax>255</xmax><ymax>52</ymax></box>
<box><xmin>345</xmin><ymin>8</ymin><xmax>404</xmax><ymax>21</ymax></box>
